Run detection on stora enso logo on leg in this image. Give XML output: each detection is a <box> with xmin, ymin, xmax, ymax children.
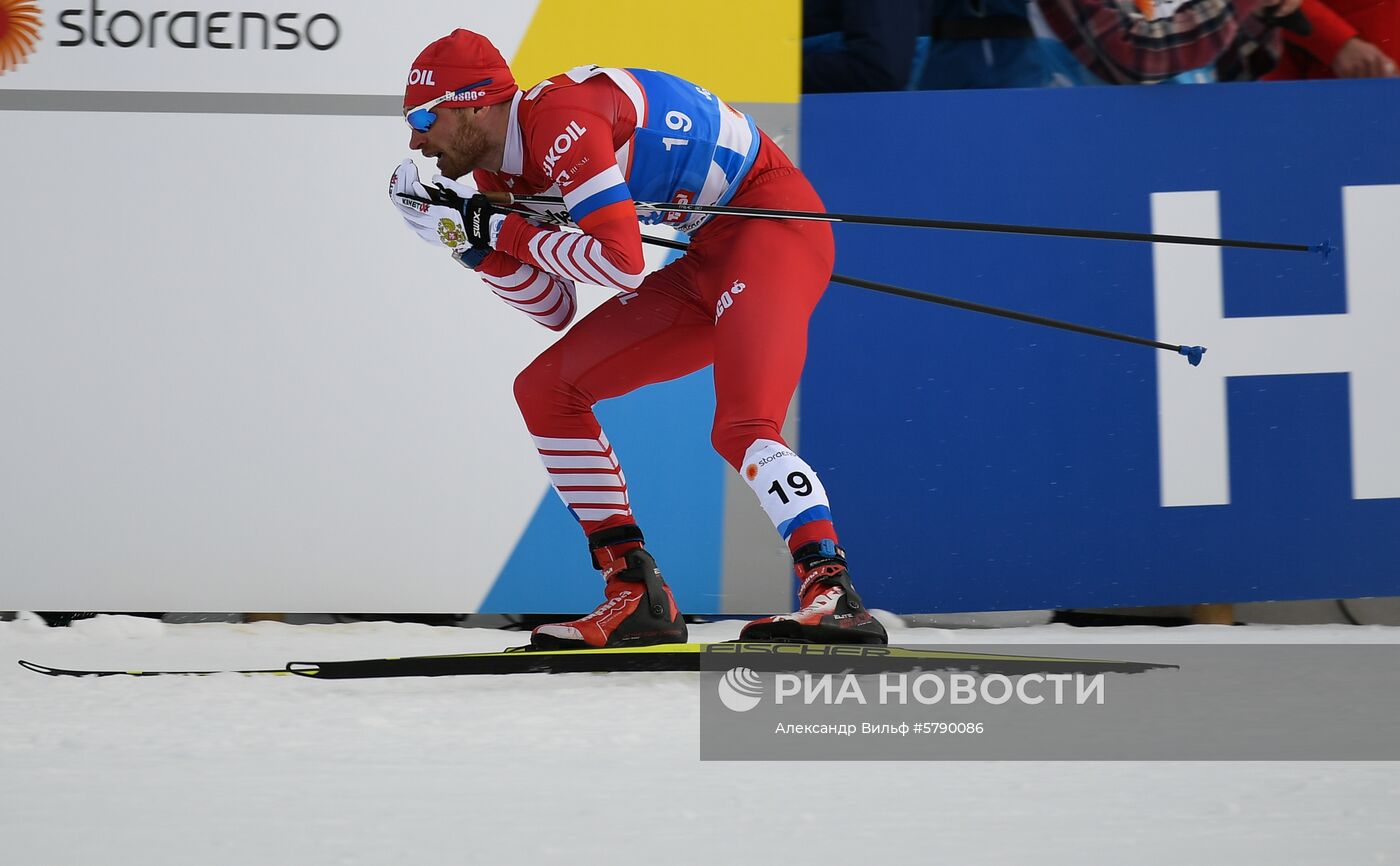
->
<box><xmin>0</xmin><ymin>0</ymin><xmax>42</xmax><ymax>74</ymax></box>
<box><xmin>717</xmin><ymin>666</ymin><xmax>764</xmax><ymax>712</ymax></box>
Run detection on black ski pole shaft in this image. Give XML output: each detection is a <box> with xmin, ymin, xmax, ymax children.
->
<box><xmin>489</xmin><ymin>191</ymin><xmax>1327</xmax><ymax>257</ymax></box>
<box><xmin>830</xmin><ymin>273</ymin><xmax>1205</xmax><ymax>365</ymax></box>
<box><xmin>636</xmin><ymin>233</ymin><xmax>1205</xmax><ymax>365</ymax></box>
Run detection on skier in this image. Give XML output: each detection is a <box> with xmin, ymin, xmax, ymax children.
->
<box><xmin>390</xmin><ymin>29</ymin><xmax>887</xmax><ymax>649</ymax></box>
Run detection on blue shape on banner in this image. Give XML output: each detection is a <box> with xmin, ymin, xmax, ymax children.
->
<box><xmin>481</xmin><ymin>368</ymin><xmax>726</xmax><ymax>613</ymax></box>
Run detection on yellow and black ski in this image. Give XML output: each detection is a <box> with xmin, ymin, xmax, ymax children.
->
<box><xmin>20</xmin><ymin>643</ymin><xmax>1176</xmax><ymax>680</ymax></box>
<box><xmin>17</xmin><ymin>659</ymin><xmax>290</xmax><ymax>677</ymax></box>
<box><xmin>287</xmin><ymin>642</ymin><xmax>1174</xmax><ymax>679</ymax></box>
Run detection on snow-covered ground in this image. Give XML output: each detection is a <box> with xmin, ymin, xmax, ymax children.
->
<box><xmin>3</xmin><ymin>615</ymin><xmax>1398</xmax><ymax>865</ymax></box>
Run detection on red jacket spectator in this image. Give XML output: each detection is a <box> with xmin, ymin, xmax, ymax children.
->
<box><xmin>1266</xmin><ymin>0</ymin><xmax>1398</xmax><ymax>77</ymax></box>
<box><xmin>1035</xmin><ymin>0</ymin><xmax>1291</xmax><ymax>83</ymax></box>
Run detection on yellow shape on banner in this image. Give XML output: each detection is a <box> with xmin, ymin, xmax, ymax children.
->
<box><xmin>510</xmin><ymin>0</ymin><xmax>798</xmax><ymax>104</ymax></box>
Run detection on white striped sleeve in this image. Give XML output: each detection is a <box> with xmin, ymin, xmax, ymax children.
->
<box><xmin>524</xmin><ymin>228</ymin><xmax>645</xmax><ymax>292</ymax></box>
<box><xmin>480</xmin><ymin>262</ymin><xmax>578</xmax><ymax>331</ymax></box>
<box><xmin>578</xmin><ymin>235</ymin><xmax>644</xmax><ymax>290</ymax></box>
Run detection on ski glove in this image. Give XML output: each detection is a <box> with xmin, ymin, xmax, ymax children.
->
<box><xmin>388</xmin><ymin>160</ymin><xmax>502</xmax><ymax>266</ymax></box>
<box><xmin>432</xmin><ymin>173</ymin><xmax>502</xmax><ymax>269</ymax></box>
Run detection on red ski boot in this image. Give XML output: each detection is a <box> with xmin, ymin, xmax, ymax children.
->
<box><xmin>740</xmin><ymin>541</ymin><xmax>888</xmax><ymax>645</ymax></box>
<box><xmin>532</xmin><ymin>530</ymin><xmax>687</xmax><ymax>650</ymax></box>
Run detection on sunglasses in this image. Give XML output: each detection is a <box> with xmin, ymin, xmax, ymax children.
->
<box><xmin>404</xmin><ymin>78</ymin><xmax>493</xmax><ymax>133</ymax></box>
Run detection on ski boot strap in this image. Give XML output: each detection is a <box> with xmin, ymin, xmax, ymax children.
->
<box><xmin>589</xmin><ymin>525</ymin><xmax>667</xmax><ymax>618</ymax></box>
<box><xmin>587</xmin><ymin>524</ymin><xmax>646</xmax><ymax>571</ymax></box>
<box><xmin>634</xmin><ymin>552</ymin><xmax>669</xmax><ymax>619</ymax></box>
<box><xmin>792</xmin><ymin>540</ymin><xmax>860</xmax><ymax>609</ymax></box>
<box><xmin>792</xmin><ymin>539</ymin><xmax>846</xmax><ymax>568</ymax></box>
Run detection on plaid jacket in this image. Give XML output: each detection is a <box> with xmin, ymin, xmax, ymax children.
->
<box><xmin>1035</xmin><ymin>0</ymin><xmax>1284</xmax><ymax>82</ymax></box>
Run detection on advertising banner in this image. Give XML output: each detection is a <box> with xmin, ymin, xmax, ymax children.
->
<box><xmin>801</xmin><ymin>80</ymin><xmax>1400</xmax><ymax>612</ymax></box>
<box><xmin>0</xmin><ymin>0</ymin><xmax>799</xmax><ymax>613</ymax></box>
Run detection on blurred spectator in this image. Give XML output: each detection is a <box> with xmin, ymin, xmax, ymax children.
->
<box><xmin>1265</xmin><ymin>0</ymin><xmax>1398</xmax><ymax>78</ymax></box>
<box><xmin>917</xmin><ymin>0</ymin><xmax>1061</xmax><ymax>88</ymax></box>
<box><xmin>803</xmin><ymin>0</ymin><xmax>934</xmax><ymax>92</ymax></box>
<box><xmin>803</xmin><ymin>0</ymin><xmax>1328</xmax><ymax>90</ymax></box>
<box><xmin>1034</xmin><ymin>0</ymin><xmax>1302</xmax><ymax>84</ymax></box>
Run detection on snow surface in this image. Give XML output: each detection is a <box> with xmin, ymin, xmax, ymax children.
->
<box><xmin>3</xmin><ymin>615</ymin><xmax>1399</xmax><ymax>866</ymax></box>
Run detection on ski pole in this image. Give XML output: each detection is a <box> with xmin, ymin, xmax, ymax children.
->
<box><xmin>480</xmin><ymin>195</ymin><xmax>1208</xmax><ymax>365</ymax></box>
<box><xmin>485</xmin><ymin>192</ymin><xmax>1330</xmax><ymax>258</ymax></box>
<box><xmin>633</xmin><ymin>232</ymin><xmax>1206</xmax><ymax>366</ymax></box>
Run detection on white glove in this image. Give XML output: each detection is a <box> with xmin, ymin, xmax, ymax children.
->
<box><xmin>388</xmin><ymin>159</ymin><xmax>471</xmax><ymax>253</ymax></box>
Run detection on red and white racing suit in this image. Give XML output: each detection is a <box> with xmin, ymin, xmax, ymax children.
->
<box><xmin>468</xmin><ymin>66</ymin><xmax>839</xmax><ymax>554</ymax></box>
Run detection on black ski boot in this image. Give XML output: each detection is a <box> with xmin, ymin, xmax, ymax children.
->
<box><xmin>531</xmin><ymin>527</ymin><xmax>687</xmax><ymax>649</ymax></box>
<box><xmin>740</xmin><ymin>541</ymin><xmax>888</xmax><ymax>644</ymax></box>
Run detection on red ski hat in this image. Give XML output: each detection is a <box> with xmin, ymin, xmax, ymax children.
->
<box><xmin>403</xmin><ymin>29</ymin><xmax>518</xmax><ymax>112</ymax></box>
